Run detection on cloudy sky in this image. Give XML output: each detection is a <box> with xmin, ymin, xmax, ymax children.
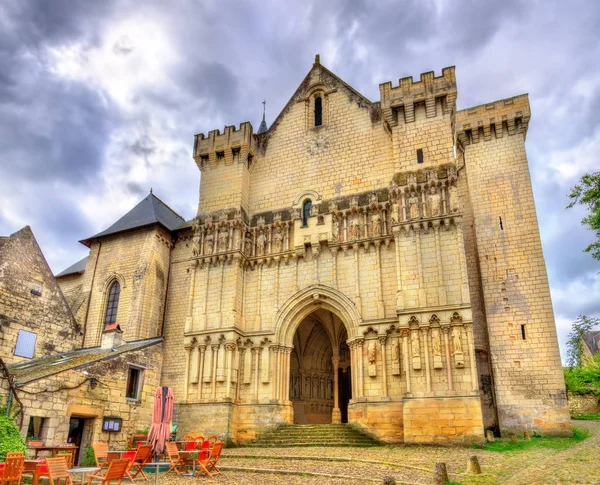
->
<box><xmin>1</xmin><ymin>0</ymin><xmax>599</xmax><ymax>360</ymax></box>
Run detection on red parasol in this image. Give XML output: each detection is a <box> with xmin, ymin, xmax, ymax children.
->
<box><xmin>148</xmin><ymin>386</ymin><xmax>174</xmax><ymax>455</ymax></box>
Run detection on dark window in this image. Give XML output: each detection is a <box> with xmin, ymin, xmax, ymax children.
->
<box><xmin>126</xmin><ymin>367</ymin><xmax>142</xmax><ymax>400</ymax></box>
<box><xmin>302</xmin><ymin>199</ymin><xmax>312</xmax><ymax>226</ymax></box>
<box><xmin>104</xmin><ymin>281</ymin><xmax>120</xmax><ymax>326</ymax></box>
<box><xmin>417</xmin><ymin>148</ymin><xmax>424</xmax><ymax>164</ymax></box>
<box><xmin>314</xmin><ymin>97</ymin><xmax>322</xmax><ymax>126</ymax></box>
<box><xmin>521</xmin><ymin>324</ymin><xmax>526</xmax><ymax>340</ymax></box>
<box><xmin>27</xmin><ymin>416</ymin><xmax>46</xmax><ymax>439</ymax></box>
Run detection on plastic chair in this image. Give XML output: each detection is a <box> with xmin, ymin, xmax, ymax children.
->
<box><xmin>45</xmin><ymin>457</ymin><xmax>73</xmax><ymax>485</ymax></box>
<box><xmin>0</xmin><ymin>453</ymin><xmax>24</xmax><ymax>485</ymax></box>
<box><xmin>85</xmin><ymin>459</ymin><xmax>129</xmax><ymax>485</ymax></box>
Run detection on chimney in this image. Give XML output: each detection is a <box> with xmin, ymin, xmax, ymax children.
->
<box><xmin>101</xmin><ymin>323</ymin><xmax>125</xmax><ymax>349</ymax></box>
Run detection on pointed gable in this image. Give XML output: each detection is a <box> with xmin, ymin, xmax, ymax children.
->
<box><xmin>80</xmin><ymin>193</ymin><xmax>185</xmax><ymax>246</ymax></box>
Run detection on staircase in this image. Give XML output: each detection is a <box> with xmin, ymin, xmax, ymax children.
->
<box><xmin>248</xmin><ymin>424</ymin><xmax>380</xmax><ymax>447</ymax></box>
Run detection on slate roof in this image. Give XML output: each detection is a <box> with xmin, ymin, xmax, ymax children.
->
<box><xmin>80</xmin><ymin>193</ymin><xmax>184</xmax><ymax>246</ymax></box>
<box><xmin>257</xmin><ymin>112</ymin><xmax>268</xmax><ymax>134</ymax></box>
<box><xmin>56</xmin><ymin>256</ymin><xmax>89</xmax><ymax>277</ymax></box>
<box><xmin>583</xmin><ymin>330</ymin><xmax>600</xmax><ymax>356</ymax></box>
<box><xmin>7</xmin><ymin>337</ymin><xmax>163</xmax><ymax>386</ymax></box>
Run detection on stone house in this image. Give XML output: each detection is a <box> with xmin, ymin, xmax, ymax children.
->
<box><xmin>4</xmin><ymin>58</ymin><xmax>571</xmax><ymax>446</ymax></box>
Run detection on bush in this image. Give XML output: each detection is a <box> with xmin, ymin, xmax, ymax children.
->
<box><xmin>80</xmin><ymin>445</ymin><xmax>96</xmax><ymax>466</ymax></box>
<box><xmin>0</xmin><ymin>415</ymin><xmax>27</xmax><ymax>461</ymax></box>
<box><xmin>564</xmin><ymin>354</ymin><xmax>600</xmax><ymax>395</ymax></box>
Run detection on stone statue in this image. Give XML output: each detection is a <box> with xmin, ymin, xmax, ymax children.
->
<box><xmin>449</xmin><ymin>184</ymin><xmax>459</xmax><ymax>212</ymax></box>
<box><xmin>332</xmin><ymin>216</ymin><xmax>340</xmax><ymax>242</ymax></box>
<box><xmin>273</xmin><ymin>227</ymin><xmax>283</xmax><ymax>253</ymax></box>
<box><xmin>350</xmin><ymin>218</ymin><xmax>360</xmax><ymax>240</ymax></box>
<box><xmin>191</xmin><ymin>225</ymin><xmax>201</xmax><ymax>256</ymax></box>
<box><xmin>256</xmin><ymin>232</ymin><xmax>266</xmax><ymax>256</ymax></box>
<box><xmin>204</xmin><ymin>230</ymin><xmax>214</xmax><ymax>255</ymax></box>
<box><xmin>218</xmin><ymin>228</ymin><xmax>229</xmax><ymax>252</ymax></box>
<box><xmin>410</xmin><ymin>330</ymin><xmax>420</xmax><ymax>358</ymax></box>
<box><xmin>244</xmin><ymin>231</ymin><xmax>252</xmax><ymax>253</ymax></box>
<box><xmin>392</xmin><ymin>339</ymin><xmax>400</xmax><ymax>362</ymax></box>
<box><xmin>368</xmin><ymin>341</ymin><xmax>376</xmax><ymax>364</ymax></box>
<box><xmin>452</xmin><ymin>327</ymin><xmax>463</xmax><ymax>353</ymax></box>
<box><xmin>428</xmin><ymin>186</ymin><xmax>441</xmax><ymax>217</ymax></box>
<box><xmin>372</xmin><ymin>214</ymin><xmax>382</xmax><ymax>237</ymax></box>
<box><xmin>390</xmin><ymin>203</ymin><xmax>400</xmax><ymax>224</ymax></box>
<box><xmin>409</xmin><ymin>192</ymin><xmax>420</xmax><ymax>220</ymax></box>
<box><xmin>432</xmin><ymin>329</ymin><xmax>442</xmax><ymax>357</ymax></box>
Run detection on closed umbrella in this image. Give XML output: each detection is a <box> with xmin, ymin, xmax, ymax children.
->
<box><xmin>148</xmin><ymin>386</ymin><xmax>174</xmax><ymax>455</ymax></box>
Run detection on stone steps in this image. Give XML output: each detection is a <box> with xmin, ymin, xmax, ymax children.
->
<box><xmin>247</xmin><ymin>423</ymin><xmax>380</xmax><ymax>447</ymax></box>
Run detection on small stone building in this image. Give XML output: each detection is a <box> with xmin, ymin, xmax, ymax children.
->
<box><xmin>5</xmin><ymin>58</ymin><xmax>571</xmax><ymax>446</ymax></box>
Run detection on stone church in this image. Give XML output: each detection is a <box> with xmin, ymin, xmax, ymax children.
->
<box><xmin>51</xmin><ymin>57</ymin><xmax>570</xmax><ymax>445</ymax></box>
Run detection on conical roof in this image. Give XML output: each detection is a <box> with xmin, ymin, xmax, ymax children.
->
<box><xmin>257</xmin><ymin>112</ymin><xmax>268</xmax><ymax>134</ymax></box>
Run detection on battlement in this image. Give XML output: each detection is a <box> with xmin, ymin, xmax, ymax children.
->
<box><xmin>193</xmin><ymin>122</ymin><xmax>256</xmax><ymax>170</ymax></box>
<box><xmin>379</xmin><ymin>66</ymin><xmax>457</xmax><ymax>126</ymax></box>
<box><xmin>456</xmin><ymin>94</ymin><xmax>530</xmax><ymax>145</ymax></box>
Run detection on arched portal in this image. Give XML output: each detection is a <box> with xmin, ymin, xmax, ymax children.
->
<box><xmin>289</xmin><ymin>309</ymin><xmax>351</xmax><ymax>423</ymax></box>
<box><xmin>273</xmin><ymin>285</ymin><xmax>360</xmax><ymax>424</ymax></box>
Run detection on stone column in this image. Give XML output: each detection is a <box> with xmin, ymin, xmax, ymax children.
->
<box><xmin>253</xmin><ymin>347</ymin><xmax>260</xmax><ymax>402</ymax></box>
<box><xmin>353</xmin><ymin>245</ymin><xmax>362</xmax><ymax>315</ymax></box>
<box><xmin>393</xmin><ymin>231</ymin><xmax>404</xmax><ymax>311</ymax></box>
<box><xmin>455</xmin><ymin>219</ymin><xmax>470</xmax><ymax>303</ymax></box>
<box><xmin>274</xmin><ymin>259</ymin><xmax>280</xmax><ymax>310</ymax></box>
<box><xmin>197</xmin><ymin>344</ymin><xmax>206</xmax><ymax>401</ymax></box>
<box><xmin>374</xmin><ymin>242</ymin><xmax>385</xmax><ymax>318</ymax></box>
<box><xmin>312</xmin><ymin>246</ymin><xmax>320</xmax><ymax>285</ymax></box>
<box><xmin>225</xmin><ymin>343</ymin><xmax>236</xmax><ymax>400</ymax></box>
<box><xmin>343</xmin><ymin>212</ymin><xmax>348</xmax><ymax>242</ymax></box>
<box><xmin>433</xmin><ymin>222</ymin><xmax>447</xmax><ymax>305</ymax></box>
<box><xmin>401</xmin><ymin>329</ymin><xmax>411</xmax><ymax>395</ymax></box>
<box><xmin>185</xmin><ymin>262</ymin><xmax>197</xmax><ymax>333</ymax></box>
<box><xmin>279</xmin><ymin>347</ymin><xmax>286</xmax><ymax>401</ymax></box>
<box><xmin>465</xmin><ymin>323</ymin><xmax>478</xmax><ymax>392</ymax></box>
<box><xmin>349</xmin><ymin>342</ymin><xmax>356</xmax><ymax>400</ymax></box>
<box><xmin>201</xmin><ymin>263</ymin><xmax>210</xmax><ymax>331</ymax></box>
<box><xmin>415</xmin><ymin>227</ymin><xmax>427</xmax><ymax>307</ymax></box>
<box><xmin>183</xmin><ymin>343</ymin><xmax>193</xmax><ymax>402</ymax></box>
<box><xmin>255</xmin><ymin>263</ymin><xmax>263</xmax><ymax>330</ymax></box>
<box><xmin>211</xmin><ymin>344</ymin><xmax>219</xmax><ymax>400</ymax></box>
<box><xmin>284</xmin><ymin>348</ymin><xmax>292</xmax><ymax>402</ymax></box>
<box><xmin>271</xmin><ymin>346</ymin><xmax>279</xmax><ymax>401</ymax></box>
<box><xmin>442</xmin><ymin>326</ymin><xmax>453</xmax><ymax>392</ymax></box>
<box><xmin>422</xmin><ymin>327</ymin><xmax>432</xmax><ymax>395</ymax></box>
<box><xmin>190</xmin><ymin>344</ymin><xmax>200</xmax><ymax>384</ymax></box>
<box><xmin>379</xmin><ymin>337</ymin><xmax>389</xmax><ymax>400</ymax></box>
<box><xmin>356</xmin><ymin>338</ymin><xmax>365</xmax><ymax>399</ymax></box>
<box><xmin>215</xmin><ymin>260</ymin><xmax>224</xmax><ymax>327</ymax></box>
<box><xmin>330</xmin><ymin>248</ymin><xmax>338</xmax><ymax>288</ymax></box>
<box><xmin>331</xmin><ymin>355</ymin><xmax>341</xmax><ymax>423</ymax></box>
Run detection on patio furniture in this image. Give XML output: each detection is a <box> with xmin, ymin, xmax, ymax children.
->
<box><xmin>56</xmin><ymin>451</ymin><xmax>74</xmax><ymax>468</ymax></box>
<box><xmin>21</xmin><ymin>459</ymin><xmax>45</xmax><ymax>485</ymax></box>
<box><xmin>66</xmin><ymin>467</ymin><xmax>100</xmax><ymax>485</ymax></box>
<box><xmin>92</xmin><ymin>444</ymin><xmax>109</xmax><ymax>472</ymax></box>
<box><xmin>0</xmin><ymin>453</ymin><xmax>24</xmax><ymax>485</ymax></box>
<box><xmin>85</xmin><ymin>460</ymin><xmax>129</xmax><ymax>485</ymax></box>
<box><xmin>195</xmin><ymin>441</ymin><xmax>223</xmax><ymax>479</ymax></box>
<box><xmin>30</xmin><ymin>446</ymin><xmax>78</xmax><ymax>460</ymax></box>
<box><xmin>164</xmin><ymin>443</ymin><xmax>187</xmax><ymax>476</ymax></box>
<box><xmin>45</xmin><ymin>457</ymin><xmax>74</xmax><ymax>485</ymax></box>
<box><xmin>145</xmin><ymin>462</ymin><xmax>169</xmax><ymax>485</ymax></box>
<box><xmin>126</xmin><ymin>444</ymin><xmax>152</xmax><ymax>481</ymax></box>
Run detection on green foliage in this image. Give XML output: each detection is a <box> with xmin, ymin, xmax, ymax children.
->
<box><xmin>568</xmin><ymin>171</ymin><xmax>600</xmax><ymax>260</ymax></box>
<box><xmin>565</xmin><ymin>315</ymin><xmax>600</xmax><ymax>367</ymax></box>
<box><xmin>80</xmin><ymin>445</ymin><xmax>96</xmax><ymax>466</ymax></box>
<box><xmin>0</xmin><ymin>415</ymin><xmax>27</xmax><ymax>461</ymax></box>
<box><xmin>564</xmin><ymin>353</ymin><xmax>600</xmax><ymax>394</ymax></box>
<box><xmin>572</xmin><ymin>413</ymin><xmax>600</xmax><ymax>420</ymax></box>
<box><xmin>483</xmin><ymin>427</ymin><xmax>588</xmax><ymax>453</ymax></box>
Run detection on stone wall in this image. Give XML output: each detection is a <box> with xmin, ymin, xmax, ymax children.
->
<box><xmin>568</xmin><ymin>392</ymin><xmax>600</xmax><ymax>415</ymax></box>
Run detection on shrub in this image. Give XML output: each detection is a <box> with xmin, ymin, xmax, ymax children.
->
<box><xmin>0</xmin><ymin>415</ymin><xmax>27</xmax><ymax>461</ymax></box>
<box><xmin>80</xmin><ymin>445</ymin><xmax>96</xmax><ymax>466</ymax></box>
<box><xmin>564</xmin><ymin>354</ymin><xmax>600</xmax><ymax>395</ymax></box>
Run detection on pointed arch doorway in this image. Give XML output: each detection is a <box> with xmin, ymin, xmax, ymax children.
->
<box><xmin>289</xmin><ymin>309</ymin><xmax>352</xmax><ymax>424</ymax></box>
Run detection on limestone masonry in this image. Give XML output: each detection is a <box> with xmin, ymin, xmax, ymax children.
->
<box><xmin>8</xmin><ymin>58</ymin><xmax>570</xmax><ymax>446</ymax></box>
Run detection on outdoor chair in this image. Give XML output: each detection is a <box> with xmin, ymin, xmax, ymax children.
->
<box><xmin>126</xmin><ymin>444</ymin><xmax>152</xmax><ymax>481</ymax></box>
<box><xmin>92</xmin><ymin>443</ymin><xmax>109</xmax><ymax>472</ymax></box>
<box><xmin>45</xmin><ymin>457</ymin><xmax>74</xmax><ymax>485</ymax></box>
<box><xmin>85</xmin><ymin>459</ymin><xmax>129</xmax><ymax>485</ymax></box>
<box><xmin>165</xmin><ymin>443</ymin><xmax>188</xmax><ymax>476</ymax></box>
<box><xmin>195</xmin><ymin>441</ymin><xmax>223</xmax><ymax>479</ymax></box>
<box><xmin>56</xmin><ymin>450</ymin><xmax>74</xmax><ymax>468</ymax></box>
<box><xmin>0</xmin><ymin>453</ymin><xmax>24</xmax><ymax>485</ymax></box>
<box><xmin>197</xmin><ymin>439</ymin><xmax>210</xmax><ymax>461</ymax></box>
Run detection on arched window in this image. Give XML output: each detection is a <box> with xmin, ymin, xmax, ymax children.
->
<box><xmin>314</xmin><ymin>96</ymin><xmax>322</xmax><ymax>127</ymax></box>
<box><xmin>104</xmin><ymin>281</ymin><xmax>120</xmax><ymax>326</ymax></box>
<box><xmin>302</xmin><ymin>199</ymin><xmax>312</xmax><ymax>226</ymax></box>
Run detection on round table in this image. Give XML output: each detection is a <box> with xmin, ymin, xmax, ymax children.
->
<box><xmin>146</xmin><ymin>462</ymin><xmax>170</xmax><ymax>485</ymax></box>
<box><xmin>66</xmin><ymin>467</ymin><xmax>101</xmax><ymax>485</ymax></box>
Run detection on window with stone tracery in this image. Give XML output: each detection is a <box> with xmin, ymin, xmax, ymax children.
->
<box><xmin>314</xmin><ymin>96</ymin><xmax>322</xmax><ymax>126</ymax></box>
<box><xmin>104</xmin><ymin>281</ymin><xmax>120</xmax><ymax>326</ymax></box>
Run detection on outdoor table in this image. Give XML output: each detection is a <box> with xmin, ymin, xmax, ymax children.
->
<box><xmin>28</xmin><ymin>445</ymin><xmax>78</xmax><ymax>459</ymax></box>
<box><xmin>23</xmin><ymin>459</ymin><xmax>46</xmax><ymax>485</ymax></box>
<box><xmin>146</xmin><ymin>462</ymin><xmax>170</xmax><ymax>485</ymax></box>
<box><xmin>177</xmin><ymin>451</ymin><xmax>198</xmax><ymax>475</ymax></box>
<box><xmin>67</xmin><ymin>466</ymin><xmax>100</xmax><ymax>485</ymax></box>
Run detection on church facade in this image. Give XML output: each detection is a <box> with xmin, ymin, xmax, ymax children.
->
<box><xmin>56</xmin><ymin>58</ymin><xmax>570</xmax><ymax>445</ymax></box>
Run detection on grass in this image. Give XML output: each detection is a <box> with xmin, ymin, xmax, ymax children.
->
<box><xmin>571</xmin><ymin>413</ymin><xmax>600</xmax><ymax>421</ymax></box>
<box><xmin>483</xmin><ymin>426</ymin><xmax>589</xmax><ymax>452</ymax></box>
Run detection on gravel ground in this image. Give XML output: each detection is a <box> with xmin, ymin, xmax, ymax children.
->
<box><xmin>156</xmin><ymin>420</ymin><xmax>600</xmax><ymax>485</ymax></box>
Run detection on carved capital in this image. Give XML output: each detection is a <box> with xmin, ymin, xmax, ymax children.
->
<box><xmin>225</xmin><ymin>343</ymin><xmax>237</xmax><ymax>352</ymax></box>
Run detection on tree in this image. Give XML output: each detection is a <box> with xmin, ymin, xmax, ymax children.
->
<box><xmin>566</xmin><ymin>315</ymin><xmax>600</xmax><ymax>367</ymax></box>
<box><xmin>567</xmin><ymin>171</ymin><xmax>600</xmax><ymax>260</ymax></box>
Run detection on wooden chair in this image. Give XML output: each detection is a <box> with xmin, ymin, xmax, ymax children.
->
<box><xmin>126</xmin><ymin>444</ymin><xmax>152</xmax><ymax>481</ymax></box>
<box><xmin>164</xmin><ymin>443</ymin><xmax>187</xmax><ymax>476</ymax></box>
<box><xmin>196</xmin><ymin>441</ymin><xmax>223</xmax><ymax>479</ymax></box>
<box><xmin>45</xmin><ymin>457</ymin><xmax>74</xmax><ymax>485</ymax></box>
<box><xmin>92</xmin><ymin>443</ymin><xmax>109</xmax><ymax>472</ymax></box>
<box><xmin>85</xmin><ymin>459</ymin><xmax>129</xmax><ymax>485</ymax></box>
<box><xmin>55</xmin><ymin>451</ymin><xmax>74</xmax><ymax>468</ymax></box>
<box><xmin>0</xmin><ymin>453</ymin><xmax>24</xmax><ymax>485</ymax></box>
